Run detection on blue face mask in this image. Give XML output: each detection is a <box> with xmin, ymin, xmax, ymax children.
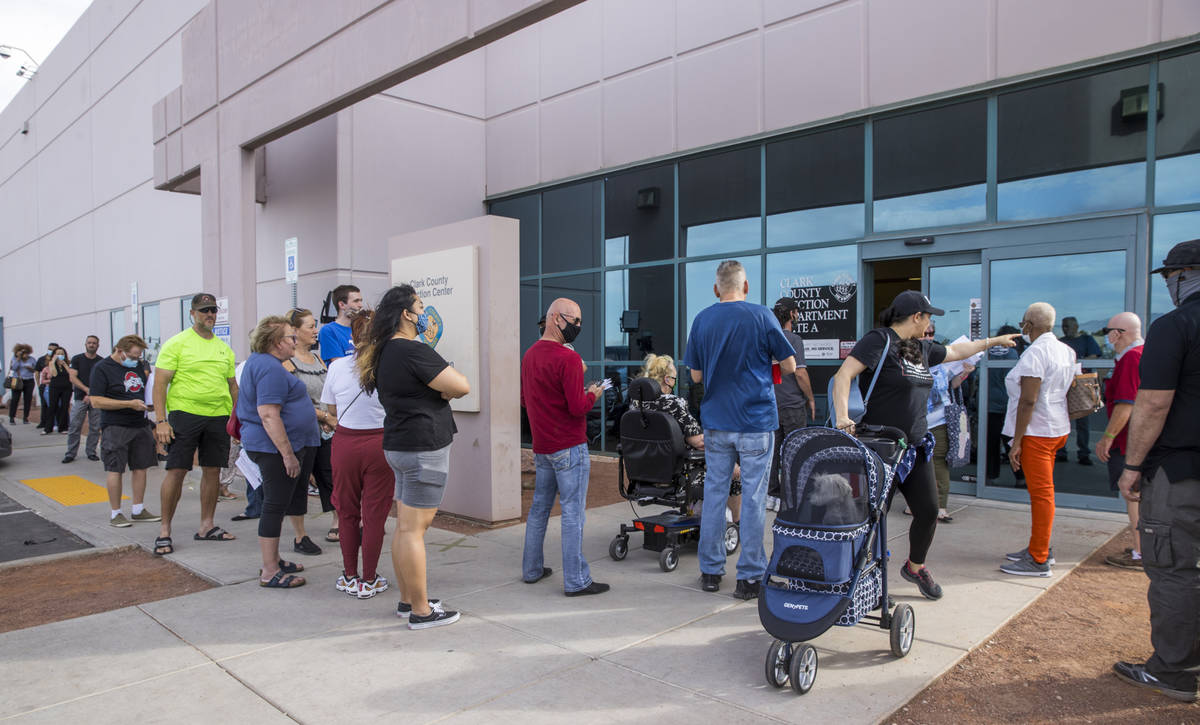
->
<box><xmin>411</xmin><ymin>311</ymin><xmax>429</xmax><ymax>335</ymax></box>
<box><xmin>120</xmin><ymin>357</ymin><xmax>139</xmax><ymax>368</ymax></box>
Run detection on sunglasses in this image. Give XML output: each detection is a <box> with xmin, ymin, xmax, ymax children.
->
<box><xmin>196</xmin><ymin>306</ymin><xmax>218</xmax><ymax>314</ymax></box>
<box><xmin>1099</xmin><ymin>327</ymin><xmax>1126</xmax><ymax>335</ymax></box>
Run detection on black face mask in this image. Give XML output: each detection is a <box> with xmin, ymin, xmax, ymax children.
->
<box><xmin>560</xmin><ymin>317</ymin><xmax>581</xmax><ymax>344</ymax></box>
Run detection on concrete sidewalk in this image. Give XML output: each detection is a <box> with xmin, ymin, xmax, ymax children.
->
<box><xmin>0</xmin><ymin>423</ymin><xmax>1125</xmax><ymax>724</ymax></box>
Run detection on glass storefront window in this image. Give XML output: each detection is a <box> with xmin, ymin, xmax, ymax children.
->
<box><xmin>491</xmin><ymin>194</ymin><xmax>540</xmax><ymax>278</ymax></box>
<box><xmin>766</xmin><ymin>245</ymin><xmax>858</xmax><ymax>361</ymax></box>
<box><xmin>604</xmin><ymin>264</ymin><xmax>674</xmax><ymax>362</ymax></box>
<box><xmin>1151</xmin><ymin>211</ymin><xmax>1200</xmax><ymax>322</ymax></box>
<box><xmin>767</xmin><ymin>125</ymin><xmax>865</xmax><ymax>246</ymax></box>
<box><xmin>541</xmin><ymin>181</ymin><xmax>601</xmax><ymax>274</ymax></box>
<box><xmin>140</xmin><ymin>303</ymin><xmax>161</xmax><ymax>363</ymax></box>
<box><xmin>681</xmin><ymin>256</ymin><xmax>762</xmax><ymax>351</ymax></box>
<box><xmin>605</xmin><ymin>165</ymin><xmax>674</xmax><ymax>264</ymax></box>
<box><xmin>1156</xmin><ymin>50</ymin><xmax>1200</xmax><ymax>207</ymax></box>
<box><xmin>110</xmin><ymin>308</ymin><xmax>126</xmax><ymax>346</ymax></box>
<box><xmin>521</xmin><ymin>281</ymin><xmax>540</xmax><ymax>353</ymax></box>
<box><xmin>873</xmin><ymin>100</ymin><xmax>987</xmax><ymax>232</ymax></box>
<box><xmin>998</xmin><ymin>65</ymin><xmax>1149</xmax><ymax>220</ymax></box>
<box><xmin>680</xmin><ymin>147</ymin><xmax>761</xmax><ymax>256</ymax></box>
<box><xmin>541</xmin><ymin>272</ymin><xmax>601</xmax><ymax>361</ymax></box>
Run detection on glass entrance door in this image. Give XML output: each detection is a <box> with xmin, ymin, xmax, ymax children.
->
<box><xmin>980</xmin><ymin>237</ymin><xmax>1135</xmax><ymax>511</ymax></box>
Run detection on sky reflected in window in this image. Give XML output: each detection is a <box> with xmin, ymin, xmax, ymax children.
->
<box><xmin>767</xmin><ymin>203</ymin><xmax>864</xmax><ymax>247</ymax></box>
<box><xmin>998</xmin><ymin>162</ymin><xmax>1145</xmax><ymax>221</ymax></box>
<box><xmin>989</xmin><ymin>250</ymin><xmax>1125</xmax><ymax>336</ymax></box>
<box><xmin>683</xmin><ymin>217</ymin><xmax>761</xmax><ymax>257</ymax></box>
<box><xmin>1155</xmin><ymin>153</ymin><xmax>1200</xmax><ymax>208</ymax></box>
<box><xmin>873</xmin><ymin>184</ymin><xmax>985</xmax><ymax>233</ymax></box>
<box><xmin>1151</xmin><ymin>211</ymin><xmax>1200</xmax><ymax>322</ymax></box>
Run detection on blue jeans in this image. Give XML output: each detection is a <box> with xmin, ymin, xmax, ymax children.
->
<box><xmin>243</xmin><ymin>480</ymin><xmax>263</xmax><ymax>518</ymax></box>
<box><xmin>523</xmin><ymin>442</ymin><xmax>592</xmax><ymax>592</ymax></box>
<box><xmin>700</xmin><ymin>430</ymin><xmax>773</xmax><ymax>581</ymax></box>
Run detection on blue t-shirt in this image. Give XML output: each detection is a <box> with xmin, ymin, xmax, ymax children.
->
<box><xmin>236</xmin><ymin>353</ymin><xmax>321</xmax><ymax>454</ymax></box>
<box><xmin>683</xmin><ymin>301</ymin><xmax>795</xmax><ymax>433</ymax></box>
<box><xmin>318</xmin><ymin>322</ymin><xmax>354</xmax><ymax>364</ymax></box>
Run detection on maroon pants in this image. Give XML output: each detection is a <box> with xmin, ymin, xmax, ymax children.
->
<box><xmin>331</xmin><ymin>426</ymin><xmax>394</xmax><ymax>580</ymax></box>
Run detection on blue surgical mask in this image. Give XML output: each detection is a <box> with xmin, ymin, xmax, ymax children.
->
<box><xmin>120</xmin><ymin>357</ymin><xmax>139</xmax><ymax>368</ymax></box>
<box><xmin>411</xmin><ymin>311</ymin><xmax>429</xmax><ymax>335</ymax></box>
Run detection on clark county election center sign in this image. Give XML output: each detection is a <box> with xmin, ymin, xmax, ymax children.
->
<box><xmin>390</xmin><ymin>245</ymin><xmax>480</xmax><ymax>412</ymax></box>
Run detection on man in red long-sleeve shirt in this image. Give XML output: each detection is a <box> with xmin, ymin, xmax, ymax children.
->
<box><xmin>521</xmin><ymin>298</ymin><xmax>609</xmax><ymax>596</ymax></box>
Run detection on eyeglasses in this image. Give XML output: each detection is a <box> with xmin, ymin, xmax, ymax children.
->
<box><xmin>197</xmin><ymin>306</ymin><xmax>218</xmax><ymax>314</ymax></box>
<box><xmin>664</xmin><ymin>375</ymin><xmax>676</xmax><ymax>383</ymax></box>
<box><xmin>284</xmin><ymin>335</ymin><xmax>298</xmax><ymax>343</ymax></box>
<box><xmin>1100</xmin><ymin>327</ymin><xmax>1126</xmax><ymax>335</ymax></box>
<box><xmin>560</xmin><ymin>314</ymin><xmax>581</xmax><ymax>326</ymax></box>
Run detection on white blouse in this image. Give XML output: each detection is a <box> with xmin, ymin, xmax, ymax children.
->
<box><xmin>1002</xmin><ymin>332</ymin><xmax>1079</xmax><ymax>439</ymax></box>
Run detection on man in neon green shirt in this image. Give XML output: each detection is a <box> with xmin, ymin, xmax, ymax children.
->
<box><xmin>151</xmin><ymin>293</ymin><xmax>238</xmax><ymax>555</ymax></box>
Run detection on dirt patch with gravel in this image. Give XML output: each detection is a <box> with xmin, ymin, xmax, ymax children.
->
<box><xmin>887</xmin><ymin>528</ymin><xmax>1198</xmax><ymax>723</ymax></box>
<box><xmin>0</xmin><ymin>547</ymin><xmax>213</xmax><ymax>634</ymax></box>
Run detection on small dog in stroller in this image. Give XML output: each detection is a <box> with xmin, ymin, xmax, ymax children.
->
<box><xmin>608</xmin><ymin>378</ymin><xmax>740</xmax><ymax>572</ymax></box>
<box><xmin>759</xmin><ymin>424</ymin><xmax>917</xmax><ymax>694</ymax></box>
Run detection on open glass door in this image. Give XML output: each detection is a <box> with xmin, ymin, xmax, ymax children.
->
<box><xmin>924</xmin><ymin>253</ymin><xmax>982</xmax><ymax>496</ymax></box>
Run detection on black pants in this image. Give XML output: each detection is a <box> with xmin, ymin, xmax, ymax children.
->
<box><xmin>888</xmin><ymin>454</ymin><xmax>939</xmax><ymax>565</ymax></box>
<box><xmin>250</xmin><ymin>447</ymin><xmax>318</xmax><ymax>539</ymax></box>
<box><xmin>1139</xmin><ymin>469</ymin><xmax>1200</xmax><ymax>690</ymax></box>
<box><xmin>313</xmin><ymin>437</ymin><xmax>334</xmax><ymax>514</ymax></box>
<box><xmin>768</xmin><ymin>406</ymin><xmax>808</xmax><ymax>498</ymax></box>
<box><xmin>43</xmin><ymin>386</ymin><xmax>71</xmax><ymax>432</ymax></box>
<box><xmin>986</xmin><ymin>411</ymin><xmax>1007</xmax><ymax>481</ymax></box>
<box><xmin>8</xmin><ymin>382</ymin><xmax>33</xmax><ymax>422</ymax></box>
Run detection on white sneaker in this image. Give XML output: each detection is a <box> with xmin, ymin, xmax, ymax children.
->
<box><xmin>336</xmin><ymin>573</ymin><xmax>359</xmax><ymax>596</ymax></box>
<box><xmin>357</xmin><ymin>576</ymin><xmax>389</xmax><ymax>599</ymax></box>
<box><xmin>765</xmin><ymin>496</ymin><xmax>780</xmax><ymax>512</ymax></box>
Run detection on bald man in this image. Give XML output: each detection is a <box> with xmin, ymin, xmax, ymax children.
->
<box><xmin>1096</xmin><ymin>312</ymin><xmax>1145</xmax><ymax>569</ymax></box>
<box><xmin>520</xmin><ymin>298</ymin><xmax>609</xmax><ymax>596</ymax></box>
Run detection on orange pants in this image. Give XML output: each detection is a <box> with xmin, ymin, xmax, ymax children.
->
<box><xmin>1021</xmin><ymin>434</ymin><xmax>1068</xmax><ymax>564</ymax></box>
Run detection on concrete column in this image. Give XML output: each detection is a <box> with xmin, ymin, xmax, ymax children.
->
<box><xmin>199</xmin><ymin>147</ymin><xmax>257</xmax><ymax>358</ymax></box>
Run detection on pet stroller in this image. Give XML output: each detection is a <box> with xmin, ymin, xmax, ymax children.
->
<box><xmin>758</xmin><ymin>424</ymin><xmax>914</xmax><ymax>694</ymax></box>
<box><xmin>609</xmin><ymin>379</ymin><xmax>740</xmax><ymax>572</ymax></box>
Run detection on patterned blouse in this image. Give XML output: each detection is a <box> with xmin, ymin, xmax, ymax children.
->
<box><xmin>629</xmin><ymin>391</ymin><xmax>702</xmax><ymax>438</ymax></box>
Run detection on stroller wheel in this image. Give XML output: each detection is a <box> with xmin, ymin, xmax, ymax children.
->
<box><xmin>659</xmin><ymin>546</ymin><xmax>679</xmax><ymax>572</ymax></box>
<box><xmin>764</xmin><ymin>640</ymin><xmax>790</xmax><ymax>688</ymax></box>
<box><xmin>789</xmin><ymin>644</ymin><xmax>818</xmax><ymax>695</ymax></box>
<box><xmin>609</xmin><ymin>535</ymin><xmax>629</xmax><ymax>561</ymax></box>
<box><xmin>723</xmin><ymin>522</ymin><xmax>740</xmax><ymax>556</ymax></box>
<box><xmin>890</xmin><ymin>603</ymin><xmax>915</xmax><ymax>658</ymax></box>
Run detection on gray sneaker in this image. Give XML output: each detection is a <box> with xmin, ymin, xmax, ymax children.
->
<box><xmin>1005</xmin><ymin>547</ymin><xmax>1054</xmax><ymax>565</ymax></box>
<box><xmin>130</xmin><ymin>510</ymin><xmax>162</xmax><ymax>523</ymax></box>
<box><xmin>109</xmin><ymin>513</ymin><xmax>132</xmax><ymax>528</ymax></box>
<box><xmin>1000</xmin><ymin>555</ymin><xmax>1051</xmax><ymax>577</ymax></box>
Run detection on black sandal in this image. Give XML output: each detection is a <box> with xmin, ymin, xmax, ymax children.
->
<box><xmin>153</xmin><ymin>536</ymin><xmax>173</xmax><ymax>555</ymax></box>
<box><xmin>194</xmin><ymin>526</ymin><xmax>236</xmax><ymax>541</ymax></box>
<box><xmin>324</xmin><ymin>528</ymin><xmax>339</xmax><ymax>543</ymax></box>
<box><xmin>259</xmin><ymin>571</ymin><xmax>305</xmax><ymax>588</ymax></box>
<box><xmin>278</xmin><ymin>559</ymin><xmax>304</xmax><ymax>574</ymax></box>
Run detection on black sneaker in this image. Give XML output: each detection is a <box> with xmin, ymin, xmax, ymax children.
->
<box><xmin>61</xmin><ymin>455</ymin><xmax>74</xmax><ymax>463</ymax></box>
<box><xmin>87</xmin><ymin>453</ymin><xmax>100</xmax><ymax>461</ymax></box>
<box><xmin>565</xmin><ymin>581</ymin><xmax>610</xmax><ymax>597</ymax></box>
<box><xmin>899</xmin><ymin>561</ymin><xmax>943</xmax><ymax>600</ymax></box>
<box><xmin>1077</xmin><ymin>456</ymin><xmax>1093</xmax><ymax>466</ymax></box>
<box><xmin>293</xmin><ymin>535</ymin><xmax>322</xmax><ymax>555</ymax></box>
<box><xmin>1112</xmin><ymin>661</ymin><xmax>1198</xmax><ymax>702</ymax></box>
<box><xmin>733</xmin><ymin>579</ymin><xmax>760</xmax><ymax>600</ymax></box>
<box><xmin>396</xmin><ymin>599</ymin><xmax>443</xmax><ymax>619</ymax></box>
<box><xmin>700</xmin><ymin>573</ymin><xmax>721</xmax><ymax>592</ymax></box>
<box><xmin>407</xmin><ymin>608</ymin><xmax>460</xmax><ymax>630</ymax></box>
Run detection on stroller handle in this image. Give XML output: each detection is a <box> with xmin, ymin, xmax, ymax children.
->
<box><xmin>855</xmin><ymin>424</ymin><xmax>908</xmax><ymax>447</ymax></box>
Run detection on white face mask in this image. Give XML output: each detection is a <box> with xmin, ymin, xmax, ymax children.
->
<box><xmin>1021</xmin><ymin>334</ymin><xmax>1032</xmax><ymax>344</ymax></box>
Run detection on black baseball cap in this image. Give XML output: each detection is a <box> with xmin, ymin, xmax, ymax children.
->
<box><xmin>773</xmin><ymin>297</ymin><xmax>799</xmax><ymax>314</ymax></box>
<box><xmin>1151</xmin><ymin>238</ymin><xmax>1200</xmax><ymax>274</ymax></box>
<box><xmin>891</xmin><ymin>290</ymin><xmax>945</xmax><ymax>317</ymax></box>
<box><xmin>191</xmin><ymin>293</ymin><xmax>217</xmax><ymax>310</ymax></box>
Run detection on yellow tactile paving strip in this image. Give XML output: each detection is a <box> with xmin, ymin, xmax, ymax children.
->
<box><xmin>21</xmin><ymin>475</ymin><xmax>126</xmax><ymax>506</ymax></box>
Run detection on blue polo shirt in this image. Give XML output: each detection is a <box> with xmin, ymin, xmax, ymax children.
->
<box><xmin>236</xmin><ymin>353</ymin><xmax>320</xmax><ymax>454</ymax></box>
<box><xmin>684</xmin><ymin>301</ymin><xmax>795</xmax><ymax>433</ymax></box>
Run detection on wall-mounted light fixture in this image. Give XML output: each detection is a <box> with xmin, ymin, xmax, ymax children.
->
<box><xmin>0</xmin><ymin>45</ymin><xmax>40</xmax><ymax>80</ymax></box>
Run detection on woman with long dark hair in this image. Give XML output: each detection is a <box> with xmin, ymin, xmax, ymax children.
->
<box><xmin>831</xmin><ymin>291</ymin><xmax>1017</xmax><ymax>600</ymax></box>
<box><xmin>8</xmin><ymin>344</ymin><xmax>36</xmax><ymax>424</ymax></box>
<box><xmin>359</xmin><ymin>285</ymin><xmax>470</xmax><ymax>629</ymax></box>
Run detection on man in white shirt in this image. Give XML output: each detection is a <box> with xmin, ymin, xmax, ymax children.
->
<box><xmin>1000</xmin><ymin>302</ymin><xmax>1078</xmax><ymax>577</ymax></box>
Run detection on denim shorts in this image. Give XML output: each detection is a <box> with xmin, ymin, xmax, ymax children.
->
<box><xmin>385</xmin><ymin>444</ymin><xmax>451</xmax><ymax>509</ymax></box>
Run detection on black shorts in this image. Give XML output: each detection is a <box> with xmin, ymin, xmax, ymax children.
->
<box><xmin>1108</xmin><ymin>450</ymin><xmax>1126</xmax><ymax>491</ymax></box>
<box><xmin>101</xmin><ymin>423</ymin><xmax>158</xmax><ymax>473</ymax></box>
<box><xmin>165</xmin><ymin>410</ymin><xmax>230</xmax><ymax>470</ymax></box>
